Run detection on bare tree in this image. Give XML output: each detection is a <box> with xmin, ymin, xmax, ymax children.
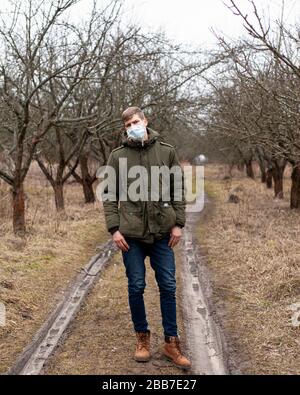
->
<box><xmin>225</xmin><ymin>0</ymin><xmax>300</xmax><ymax>207</ymax></box>
<box><xmin>0</xmin><ymin>0</ymin><xmax>122</xmax><ymax>232</ymax></box>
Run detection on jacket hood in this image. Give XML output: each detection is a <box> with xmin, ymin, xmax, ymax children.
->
<box><xmin>121</xmin><ymin>127</ymin><xmax>161</xmax><ymax>150</ymax></box>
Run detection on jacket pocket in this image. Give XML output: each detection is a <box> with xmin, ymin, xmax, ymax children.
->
<box><xmin>155</xmin><ymin>201</ymin><xmax>176</xmax><ymax>233</ymax></box>
<box><xmin>119</xmin><ymin>202</ymin><xmax>144</xmax><ymax>237</ymax></box>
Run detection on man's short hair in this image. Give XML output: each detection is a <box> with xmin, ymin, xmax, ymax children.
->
<box><xmin>122</xmin><ymin>107</ymin><xmax>145</xmax><ymax>124</ymax></box>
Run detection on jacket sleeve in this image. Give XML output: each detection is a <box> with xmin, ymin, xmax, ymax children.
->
<box><xmin>102</xmin><ymin>151</ymin><xmax>120</xmax><ymax>234</ymax></box>
<box><xmin>170</xmin><ymin>148</ymin><xmax>186</xmax><ymax>228</ymax></box>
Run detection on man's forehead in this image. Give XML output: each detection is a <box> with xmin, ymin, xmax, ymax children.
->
<box><xmin>125</xmin><ymin>114</ymin><xmax>143</xmax><ymax>125</ymax></box>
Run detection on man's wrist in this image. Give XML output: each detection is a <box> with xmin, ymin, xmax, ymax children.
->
<box><xmin>109</xmin><ymin>226</ymin><xmax>119</xmax><ymax>235</ymax></box>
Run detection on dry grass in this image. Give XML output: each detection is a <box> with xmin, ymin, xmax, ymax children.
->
<box><xmin>43</xmin><ymin>248</ymin><xmax>188</xmax><ymax>375</ymax></box>
<box><xmin>0</xmin><ymin>166</ymin><xmax>108</xmax><ymax>373</ymax></box>
<box><xmin>197</xmin><ymin>163</ymin><xmax>300</xmax><ymax>375</ymax></box>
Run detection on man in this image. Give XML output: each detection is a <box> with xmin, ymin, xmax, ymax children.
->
<box><xmin>102</xmin><ymin>107</ymin><xmax>191</xmax><ymax>370</ymax></box>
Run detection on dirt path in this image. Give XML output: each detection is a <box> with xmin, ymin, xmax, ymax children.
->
<box><xmin>8</xmin><ymin>241</ymin><xmax>118</xmax><ymax>375</ymax></box>
<box><xmin>179</xmin><ymin>206</ymin><xmax>228</xmax><ymax>375</ymax></box>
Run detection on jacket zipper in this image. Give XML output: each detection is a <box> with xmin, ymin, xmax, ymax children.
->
<box><xmin>141</xmin><ymin>147</ymin><xmax>150</xmax><ymax>234</ymax></box>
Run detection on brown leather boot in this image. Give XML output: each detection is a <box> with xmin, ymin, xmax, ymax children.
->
<box><xmin>163</xmin><ymin>336</ymin><xmax>191</xmax><ymax>370</ymax></box>
<box><xmin>134</xmin><ymin>330</ymin><xmax>151</xmax><ymax>362</ymax></box>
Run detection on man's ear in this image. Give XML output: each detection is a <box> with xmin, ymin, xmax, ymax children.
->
<box><xmin>144</xmin><ymin>117</ymin><xmax>148</xmax><ymax>127</ymax></box>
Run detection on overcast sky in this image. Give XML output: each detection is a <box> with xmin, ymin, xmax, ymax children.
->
<box><xmin>121</xmin><ymin>0</ymin><xmax>300</xmax><ymax>47</ymax></box>
<box><xmin>1</xmin><ymin>0</ymin><xmax>300</xmax><ymax>48</ymax></box>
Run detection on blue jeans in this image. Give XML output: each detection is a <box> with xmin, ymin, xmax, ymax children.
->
<box><xmin>121</xmin><ymin>234</ymin><xmax>177</xmax><ymax>337</ymax></box>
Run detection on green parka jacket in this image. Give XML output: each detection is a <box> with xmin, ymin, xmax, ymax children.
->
<box><xmin>102</xmin><ymin>127</ymin><xmax>186</xmax><ymax>244</ymax></box>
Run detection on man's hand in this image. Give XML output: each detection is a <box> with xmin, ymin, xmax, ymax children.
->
<box><xmin>112</xmin><ymin>230</ymin><xmax>130</xmax><ymax>252</ymax></box>
<box><xmin>168</xmin><ymin>226</ymin><xmax>182</xmax><ymax>248</ymax></box>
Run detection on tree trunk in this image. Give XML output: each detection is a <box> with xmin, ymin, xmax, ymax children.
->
<box><xmin>272</xmin><ymin>162</ymin><xmax>286</xmax><ymax>199</ymax></box>
<box><xmin>237</xmin><ymin>163</ymin><xmax>244</xmax><ymax>172</ymax></box>
<box><xmin>266</xmin><ymin>168</ymin><xmax>273</xmax><ymax>189</ymax></box>
<box><xmin>245</xmin><ymin>160</ymin><xmax>255</xmax><ymax>179</ymax></box>
<box><xmin>12</xmin><ymin>183</ymin><xmax>26</xmax><ymax>235</ymax></box>
<box><xmin>256</xmin><ymin>150</ymin><xmax>267</xmax><ymax>183</ymax></box>
<box><xmin>80</xmin><ymin>154</ymin><xmax>95</xmax><ymax>203</ymax></box>
<box><xmin>54</xmin><ymin>183</ymin><xmax>65</xmax><ymax>211</ymax></box>
<box><xmin>291</xmin><ymin>163</ymin><xmax>300</xmax><ymax>209</ymax></box>
<box><xmin>83</xmin><ymin>182</ymin><xmax>95</xmax><ymax>203</ymax></box>
<box><xmin>258</xmin><ymin>161</ymin><xmax>267</xmax><ymax>183</ymax></box>
<box><xmin>273</xmin><ymin>170</ymin><xmax>284</xmax><ymax>199</ymax></box>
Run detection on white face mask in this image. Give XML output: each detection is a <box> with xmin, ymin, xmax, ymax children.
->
<box><xmin>126</xmin><ymin>124</ymin><xmax>146</xmax><ymax>142</ymax></box>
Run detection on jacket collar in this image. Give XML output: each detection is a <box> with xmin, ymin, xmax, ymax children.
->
<box><xmin>122</xmin><ymin>127</ymin><xmax>160</xmax><ymax>150</ymax></box>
